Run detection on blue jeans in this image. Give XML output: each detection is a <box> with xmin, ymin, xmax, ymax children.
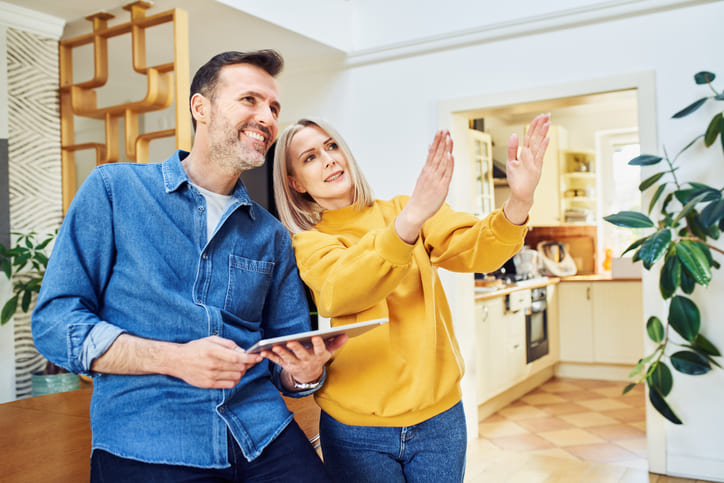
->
<box><xmin>90</xmin><ymin>421</ymin><xmax>331</xmax><ymax>482</ymax></box>
<box><xmin>319</xmin><ymin>401</ymin><xmax>467</xmax><ymax>483</ymax></box>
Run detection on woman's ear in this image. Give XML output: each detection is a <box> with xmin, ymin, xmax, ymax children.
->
<box><xmin>287</xmin><ymin>176</ymin><xmax>307</xmax><ymax>194</ymax></box>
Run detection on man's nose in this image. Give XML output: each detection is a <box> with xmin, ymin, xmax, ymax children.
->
<box><xmin>256</xmin><ymin>104</ymin><xmax>277</xmax><ymax>127</ymax></box>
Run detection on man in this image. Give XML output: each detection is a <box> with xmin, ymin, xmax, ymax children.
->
<box><xmin>32</xmin><ymin>50</ymin><xmax>341</xmax><ymax>482</ymax></box>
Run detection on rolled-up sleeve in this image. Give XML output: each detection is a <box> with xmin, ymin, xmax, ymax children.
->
<box><xmin>32</xmin><ymin>169</ymin><xmax>120</xmax><ymax>375</ymax></box>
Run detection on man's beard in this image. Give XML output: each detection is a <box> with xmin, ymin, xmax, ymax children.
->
<box><xmin>208</xmin><ymin>119</ymin><xmax>267</xmax><ymax>174</ymax></box>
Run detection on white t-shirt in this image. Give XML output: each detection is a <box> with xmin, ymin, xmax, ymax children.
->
<box><xmin>192</xmin><ymin>183</ymin><xmax>234</xmax><ymax>241</ymax></box>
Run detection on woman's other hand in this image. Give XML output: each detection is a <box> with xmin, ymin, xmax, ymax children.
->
<box><xmin>395</xmin><ymin>130</ymin><xmax>455</xmax><ymax>244</ymax></box>
<box><xmin>503</xmin><ymin>113</ymin><xmax>551</xmax><ymax>225</ymax></box>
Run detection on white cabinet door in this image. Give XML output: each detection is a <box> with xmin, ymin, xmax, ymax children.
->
<box><xmin>558</xmin><ymin>281</ymin><xmax>643</xmax><ymax>364</ymax></box>
<box><xmin>468</xmin><ymin>129</ymin><xmax>494</xmax><ymax>218</ymax></box>
<box><xmin>558</xmin><ymin>282</ymin><xmax>595</xmax><ymax>362</ymax></box>
<box><xmin>475</xmin><ymin>297</ymin><xmax>507</xmax><ymax>404</ymax></box>
<box><xmin>591</xmin><ymin>281</ymin><xmax>644</xmax><ymax>364</ymax></box>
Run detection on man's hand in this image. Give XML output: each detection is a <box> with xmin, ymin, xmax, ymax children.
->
<box><xmin>91</xmin><ymin>333</ymin><xmax>263</xmax><ymax>389</ymax></box>
<box><xmin>260</xmin><ymin>334</ymin><xmax>348</xmax><ymax>389</ymax></box>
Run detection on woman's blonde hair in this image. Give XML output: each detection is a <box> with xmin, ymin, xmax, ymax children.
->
<box><xmin>273</xmin><ymin>118</ymin><xmax>374</xmax><ymax>233</ymax></box>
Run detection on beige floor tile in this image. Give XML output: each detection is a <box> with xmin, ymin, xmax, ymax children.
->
<box><xmin>540</xmin><ymin>381</ymin><xmax>586</xmax><ymax>393</ymax></box>
<box><xmin>564</xmin><ymin>442</ymin><xmax>639</xmax><ymax>463</ymax></box>
<box><xmin>614</xmin><ymin>437</ymin><xmax>648</xmax><ymax>457</ymax></box>
<box><xmin>577</xmin><ymin>398</ymin><xmax>632</xmax><ymax>411</ymax></box>
<box><xmin>478</xmin><ymin>419</ymin><xmax>527</xmax><ymax>438</ymax></box>
<box><xmin>586</xmin><ymin>423</ymin><xmax>646</xmax><ymax>441</ymax></box>
<box><xmin>540</xmin><ymin>402</ymin><xmax>590</xmax><ymax>416</ymax></box>
<box><xmin>591</xmin><ymin>385</ymin><xmax>633</xmax><ymax>398</ymax></box>
<box><xmin>559</xmin><ymin>411</ymin><xmax>621</xmax><ymax>428</ymax></box>
<box><xmin>490</xmin><ymin>433</ymin><xmax>555</xmax><ymax>452</ymax></box>
<box><xmin>614</xmin><ymin>458</ymin><xmax>651</xmax><ymax>471</ymax></box>
<box><xmin>557</xmin><ymin>390</ymin><xmax>608</xmax><ymax>401</ymax></box>
<box><xmin>529</xmin><ymin>447</ymin><xmax>582</xmax><ymax>461</ymax></box>
<box><xmin>582</xmin><ymin>461</ymin><xmax>628</xmax><ymax>481</ymax></box>
<box><xmin>629</xmin><ymin>421</ymin><xmax>647</xmax><ymax>431</ymax></box>
<box><xmin>480</xmin><ymin>412</ymin><xmax>506</xmax><ymax>423</ymax></box>
<box><xmin>499</xmin><ymin>404</ymin><xmax>551</xmax><ymax>421</ymax></box>
<box><xmin>522</xmin><ymin>392</ymin><xmax>570</xmax><ymax>406</ymax></box>
<box><xmin>600</xmin><ymin>407</ymin><xmax>646</xmax><ymax>423</ymax></box>
<box><xmin>619</xmin><ymin>467</ymin><xmax>654</xmax><ymax>483</ymax></box>
<box><xmin>543</xmin><ymin>458</ymin><xmax>592</xmax><ymax>482</ymax></box>
<box><xmin>538</xmin><ymin>428</ymin><xmax>605</xmax><ymax>446</ymax></box>
<box><xmin>516</xmin><ymin>416</ymin><xmax>575</xmax><ymax>433</ymax></box>
<box><xmin>571</xmin><ymin>379</ymin><xmax>625</xmax><ymax>389</ymax></box>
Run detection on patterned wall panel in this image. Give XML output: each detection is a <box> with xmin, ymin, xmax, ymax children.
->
<box><xmin>6</xmin><ymin>27</ymin><xmax>62</xmax><ymax>398</ymax></box>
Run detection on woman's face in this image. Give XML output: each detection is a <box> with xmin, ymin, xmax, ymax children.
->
<box><xmin>287</xmin><ymin>124</ymin><xmax>355</xmax><ymax>210</ymax></box>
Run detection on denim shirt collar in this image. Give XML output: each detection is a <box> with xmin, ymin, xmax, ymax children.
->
<box><xmin>162</xmin><ymin>150</ymin><xmax>256</xmax><ymax>221</ymax></box>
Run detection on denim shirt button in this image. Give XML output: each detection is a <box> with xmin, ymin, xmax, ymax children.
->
<box><xmin>198</xmin><ymin>206</ymin><xmax>205</xmax><ymax>213</ymax></box>
<box><xmin>212</xmin><ymin>330</ymin><xmax>218</xmax><ymax>336</ymax></box>
<box><xmin>202</xmin><ymin>252</ymin><xmax>208</xmax><ymax>260</ymax></box>
<box><xmin>219</xmin><ymin>406</ymin><xmax>226</xmax><ymax>414</ymax></box>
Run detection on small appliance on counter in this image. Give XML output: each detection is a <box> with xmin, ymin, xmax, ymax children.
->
<box><xmin>537</xmin><ymin>240</ymin><xmax>577</xmax><ymax>277</ymax></box>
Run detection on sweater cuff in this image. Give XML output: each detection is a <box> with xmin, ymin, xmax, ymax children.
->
<box><xmin>490</xmin><ymin>209</ymin><xmax>529</xmax><ymax>245</ymax></box>
<box><xmin>375</xmin><ymin>223</ymin><xmax>416</xmax><ymax>266</ymax></box>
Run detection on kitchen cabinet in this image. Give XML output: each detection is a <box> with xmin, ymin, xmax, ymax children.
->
<box><xmin>528</xmin><ymin>125</ymin><xmax>568</xmax><ymax>225</ymax></box>
<box><xmin>560</xmin><ymin>150</ymin><xmax>597</xmax><ymax>224</ymax></box>
<box><xmin>474</xmin><ymin>290</ymin><xmax>528</xmax><ymax>404</ymax></box>
<box><xmin>558</xmin><ymin>280</ymin><xmax>643</xmax><ymax>364</ymax></box>
<box><xmin>468</xmin><ymin>129</ymin><xmax>494</xmax><ymax>218</ymax></box>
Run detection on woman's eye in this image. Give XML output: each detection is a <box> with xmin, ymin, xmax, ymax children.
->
<box><xmin>304</xmin><ymin>154</ymin><xmax>315</xmax><ymax>163</ymax></box>
<box><xmin>326</xmin><ymin>142</ymin><xmax>338</xmax><ymax>151</ymax></box>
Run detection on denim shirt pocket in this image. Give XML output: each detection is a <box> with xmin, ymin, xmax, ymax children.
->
<box><xmin>225</xmin><ymin>254</ymin><xmax>275</xmax><ymax>322</ymax></box>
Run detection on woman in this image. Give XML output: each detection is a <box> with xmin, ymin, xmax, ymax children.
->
<box><xmin>270</xmin><ymin>115</ymin><xmax>550</xmax><ymax>482</ymax></box>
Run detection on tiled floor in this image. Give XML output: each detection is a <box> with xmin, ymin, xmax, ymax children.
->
<box><xmin>465</xmin><ymin>377</ymin><xmax>705</xmax><ymax>482</ymax></box>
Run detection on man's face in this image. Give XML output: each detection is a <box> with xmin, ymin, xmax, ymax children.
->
<box><xmin>205</xmin><ymin>63</ymin><xmax>280</xmax><ymax>173</ymax></box>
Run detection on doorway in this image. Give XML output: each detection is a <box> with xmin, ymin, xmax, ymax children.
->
<box><xmin>436</xmin><ymin>71</ymin><xmax>663</xmax><ymax>470</ymax></box>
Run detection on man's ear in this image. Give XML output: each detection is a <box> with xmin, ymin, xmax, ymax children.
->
<box><xmin>288</xmin><ymin>176</ymin><xmax>307</xmax><ymax>194</ymax></box>
<box><xmin>190</xmin><ymin>93</ymin><xmax>208</xmax><ymax>125</ymax></box>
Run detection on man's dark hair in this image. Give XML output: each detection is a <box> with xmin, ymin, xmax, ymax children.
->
<box><xmin>189</xmin><ymin>50</ymin><xmax>284</xmax><ymax>130</ymax></box>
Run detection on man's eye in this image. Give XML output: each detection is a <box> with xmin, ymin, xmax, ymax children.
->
<box><xmin>242</xmin><ymin>96</ymin><xmax>255</xmax><ymax>104</ymax></box>
<box><xmin>270</xmin><ymin>107</ymin><xmax>279</xmax><ymax>119</ymax></box>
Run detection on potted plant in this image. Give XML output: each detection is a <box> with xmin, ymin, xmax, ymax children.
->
<box><xmin>604</xmin><ymin>71</ymin><xmax>724</xmax><ymax>424</ymax></box>
<box><xmin>0</xmin><ymin>230</ymin><xmax>80</xmax><ymax>396</ymax></box>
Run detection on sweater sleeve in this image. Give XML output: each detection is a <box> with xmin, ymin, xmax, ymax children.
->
<box><xmin>421</xmin><ymin>203</ymin><xmax>528</xmax><ymax>273</ymax></box>
<box><xmin>292</xmin><ymin>222</ymin><xmax>416</xmax><ymax>319</ymax></box>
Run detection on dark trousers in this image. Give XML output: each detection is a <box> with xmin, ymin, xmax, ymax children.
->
<box><xmin>90</xmin><ymin>421</ymin><xmax>332</xmax><ymax>482</ymax></box>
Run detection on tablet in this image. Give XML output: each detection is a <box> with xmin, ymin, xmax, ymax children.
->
<box><xmin>245</xmin><ymin>318</ymin><xmax>388</xmax><ymax>354</ymax></box>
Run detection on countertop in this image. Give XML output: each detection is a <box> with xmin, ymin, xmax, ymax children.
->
<box><xmin>474</xmin><ymin>273</ymin><xmax>641</xmax><ymax>301</ymax></box>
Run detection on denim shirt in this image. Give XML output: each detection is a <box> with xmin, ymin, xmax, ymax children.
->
<box><xmin>32</xmin><ymin>151</ymin><xmax>320</xmax><ymax>467</ymax></box>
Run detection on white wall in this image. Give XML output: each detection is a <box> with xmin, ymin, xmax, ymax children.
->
<box><xmin>276</xmin><ymin>2</ymin><xmax>724</xmax><ymax>480</ymax></box>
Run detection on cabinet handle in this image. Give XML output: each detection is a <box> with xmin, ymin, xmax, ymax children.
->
<box><xmin>586</xmin><ymin>286</ymin><xmax>591</xmax><ymax>300</ymax></box>
<box><xmin>481</xmin><ymin>306</ymin><xmax>489</xmax><ymax>323</ymax></box>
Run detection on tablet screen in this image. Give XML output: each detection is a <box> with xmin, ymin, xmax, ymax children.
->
<box><xmin>245</xmin><ymin>318</ymin><xmax>387</xmax><ymax>353</ymax></box>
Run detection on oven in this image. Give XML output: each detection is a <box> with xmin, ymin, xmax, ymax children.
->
<box><xmin>525</xmin><ymin>286</ymin><xmax>549</xmax><ymax>363</ymax></box>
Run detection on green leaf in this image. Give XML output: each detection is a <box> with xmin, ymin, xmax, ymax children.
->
<box><xmin>668</xmin><ymin>295</ymin><xmax>701</xmax><ymax>342</ymax></box>
<box><xmin>20</xmin><ymin>289</ymin><xmax>32</xmax><ymax>313</ymax></box>
<box><xmin>649</xmin><ymin>184</ymin><xmax>668</xmax><ymax>215</ymax></box>
<box><xmin>676</xmin><ymin>241</ymin><xmax>712</xmax><ymax>286</ymax></box>
<box><xmin>692</xmin><ymin>333</ymin><xmax>722</xmax><ymax>357</ymax></box>
<box><xmin>673</xmin><ymin>97</ymin><xmax>708</xmax><ymax>118</ymax></box>
<box><xmin>628</xmin><ymin>154</ymin><xmax>663</xmax><ymax>166</ymax></box>
<box><xmin>672</xmin><ymin>192</ymin><xmax>712</xmax><ymax>227</ymax></box>
<box><xmin>622</xmin><ymin>237</ymin><xmax>648</xmax><ymax>256</ymax></box>
<box><xmin>648</xmin><ymin>385</ymin><xmax>683</xmax><ymax>424</ymax></box>
<box><xmin>604</xmin><ymin>211</ymin><xmax>655</xmax><ymax>228</ymax></box>
<box><xmin>704</xmin><ymin>113</ymin><xmax>723</xmax><ymax>147</ymax></box>
<box><xmin>692</xmin><ymin>241</ymin><xmax>720</xmax><ymax>270</ymax></box>
<box><xmin>646</xmin><ymin>316</ymin><xmax>665</xmax><ymax>343</ymax></box>
<box><xmin>680</xmin><ymin>268</ymin><xmax>696</xmax><ymax>294</ymax></box>
<box><xmin>659</xmin><ymin>255</ymin><xmax>681</xmax><ymax>299</ymax></box>
<box><xmin>638</xmin><ymin>229</ymin><xmax>671</xmax><ymax>269</ymax></box>
<box><xmin>647</xmin><ymin>360</ymin><xmax>673</xmax><ymax>396</ymax></box>
<box><xmin>671</xmin><ymin>351</ymin><xmax>711</xmax><ymax>375</ymax></box>
<box><xmin>701</xmin><ymin>199</ymin><xmax>724</xmax><ymax>227</ymax></box>
<box><xmin>694</xmin><ymin>71</ymin><xmax>716</xmax><ymax>84</ymax></box>
<box><xmin>622</xmin><ymin>383</ymin><xmax>637</xmax><ymax>395</ymax></box>
<box><xmin>1</xmin><ymin>295</ymin><xmax>18</xmax><ymax>325</ymax></box>
<box><xmin>639</xmin><ymin>172</ymin><xmax>666</xmax><ymax>192</ymax></box>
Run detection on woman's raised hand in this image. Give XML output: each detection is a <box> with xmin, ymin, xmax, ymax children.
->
<box><xmin>395</xmin><ymin>130</ymin><xmax>454</xmax><ymax>244</ymax></box>
<box><xmin>503</xmin><ymin>113</ymin><xmax>551</xmax><ymax>225</ymax></box>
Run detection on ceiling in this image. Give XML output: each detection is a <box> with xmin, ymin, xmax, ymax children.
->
<box><xmin>1</xmin><ymin>0</ymin><xmax>344</xmax><ymax>69</ymax></box>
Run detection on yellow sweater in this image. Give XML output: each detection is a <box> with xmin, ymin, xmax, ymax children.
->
<box><xmin>292</xmin><ymin>196</ymin><xmax>527</xmax><ymax>427</ymax></box>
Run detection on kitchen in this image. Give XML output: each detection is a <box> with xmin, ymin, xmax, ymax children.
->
<box><xmin>447</xmin><ymin>86</ymin><xmax>647</xmax><ymax>433</ymax></box>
